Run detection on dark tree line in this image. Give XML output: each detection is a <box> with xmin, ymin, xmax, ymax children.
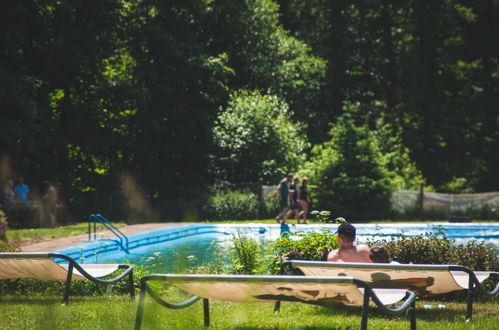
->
<box><xmin>0</xmin><ymin>0</ymin><xmax>497</xmax><ymax>220</ymax></box>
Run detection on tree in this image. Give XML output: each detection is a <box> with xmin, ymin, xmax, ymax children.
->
<box><xmin>213</xmin><ymin>90</ymin><xmax>308</xmax><ymax>183</ymax></box>
<box><xmin>300</xmin><ymin>104</ymin><xmax>393</xmax><ymax>220</ymax></box>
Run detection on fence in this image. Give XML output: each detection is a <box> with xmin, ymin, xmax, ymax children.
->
<box><xmin>392</xmin><ymin>189</ymin><xmax>499</xmax><ymax>219</ymax></box>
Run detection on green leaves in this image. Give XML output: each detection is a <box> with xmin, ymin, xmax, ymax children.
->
<box><xmin>213</xmin><ymin>90</ymin><xmax>308</xmax><ymax>182</ymax></box>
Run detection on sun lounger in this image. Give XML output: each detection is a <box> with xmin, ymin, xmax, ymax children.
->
<box><xmin>283</xmin><ymin>260</ymin><xmax>499</xmax><ymax>319</ymax></box>
<box><xmin>0</xmin><ymin>252</ymin><xmax>134</xmax><ymax>303</ymax></box>
<box><xmin>135</xmin><ymin>274</ymin><xmax>417</xmax><ymax>330</ymax></box>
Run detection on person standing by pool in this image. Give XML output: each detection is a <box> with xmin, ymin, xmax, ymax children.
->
<box><xmin>3</xmin><ymin>179</ymin><xmax>15</xmax><ymax>202</ymax></box>
<box><xmin>42</xmin><ymin>180</ymin><xmax>58</xmax><ymax>227</ymax></box>
<box><xmin>327</xmin><ymin>222</ymin><xmax>372</xmax><ymax>263</ymax></box>
<box><xmin>14</xmin><ymin>177</ymin><xmax>29</xmax><ymax>202</ymax></box>
<box><xmin>297</xmin><ymin>177</ymin><xmax>311</xmax><ymax>224</ymax></box>
<box><xmin>276</xmin><ymin>173</ymin><xmax>293</xmax><ymax>224</ymax></box>
<box><xmin>286</xmin><ymin>177</ymin><xmax>301</xmax><ymax>223</ymax></box>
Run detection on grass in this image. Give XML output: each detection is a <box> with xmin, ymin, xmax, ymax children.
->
<box><xmin>0</xmin><ymin>295</ymin><xmax>497</xmax><ymax>329</ymax></box>
<box><xmin>6</xmin><ymin>222</ymin><xmax>126</xmax><ymax>246</ymax></box>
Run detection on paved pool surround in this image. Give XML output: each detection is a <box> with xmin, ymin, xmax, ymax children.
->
<box><xmin>54</xmin><ymin>222</ymin><xmax>499</xmax><ymax>265</ymax></box>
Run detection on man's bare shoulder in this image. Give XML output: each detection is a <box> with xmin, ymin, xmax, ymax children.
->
<box><xmin>327</xmin><ymin>249</ymin><xmax>341</xmax><ymax>262</ymax></box>
<box><xmin>357</xmin><ymin>245</ymin><xmax>371</xmax><ymax>252</ymax></box>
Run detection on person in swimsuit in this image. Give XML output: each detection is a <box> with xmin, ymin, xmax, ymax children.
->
<box><xmin>286</xmin><ymin>177</ymin><xmax>301</xmax><ymax>223</ymax></box>
<box><xmin>297</xmin><ymin>177</ymin><xmax>310</xmax><ymax>224</ymax></box>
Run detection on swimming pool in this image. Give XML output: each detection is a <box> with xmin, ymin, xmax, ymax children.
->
<box><xmin>54</xmin><ymin>222</ymin><xmax>498</xmax><ymax>272</ymax></box>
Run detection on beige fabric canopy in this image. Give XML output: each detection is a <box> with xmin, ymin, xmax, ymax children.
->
<box><xmin>135</xmin><ymin>274</ymin><xmax>417</xmax><ymax>330</ymax></box>
<box><xmin>173</xmin><ymin>275</ymin><xmax>407</xmax><ymax>306</ymax></box>
<box><xmin>295</xmin><ymin>261</ymin><xmax>493</xmax><ymax>297</ymax></box>
<box><xmin>0</xmin><ymin>254</ymin><xmax>120</xmax><ymax>281</ymax></box>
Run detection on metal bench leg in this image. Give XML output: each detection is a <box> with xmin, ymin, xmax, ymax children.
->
<box><xmin>466</xmin><ymin>276</ymin><xmax>474</xmax><ymax>320</ymax></box>
<box><xmin>203</xmin><ymin>298</ymin><xmax>210</xmax><ymax>327</ymax></box>
<box><xmin>134</xmin><ymin>282</ymin><xmax>147</xmax><ymax>330</ymax></box>
<box><xmin>410</xmin><ymin>299</ymin><xmax>416</xmax><ymax>330</ymax></box>
<box><xmin>62</xmin><ymin>264</ymin><xmax>74</xmax><ymax>304</ymax></box>
<box><xmin>128</xmin><ymin>271</ymin><xmax>135</xmax><ymax>299</ymax></box>
<box><xmin>360</xmin><ymin>291</ymin><xmax>370</xmax><ymax>330</ymax></box>
<box><xmin>274</xmin><ymin>301</ymin><xmax>281</xmax><ymax>312</ymax></box>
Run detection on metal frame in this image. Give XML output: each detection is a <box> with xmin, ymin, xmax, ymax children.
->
<box><xmin>134</xmin><ymin>274</ymin><xmax>416</xmax><ymax>330</ymax></box>
<box><xmin>88</xmin><ymin>214</ymin><xmax>129</xmax><ymax>252</ymax></box>
<box><xmin>282</xmin><ymin>260</ymin><xmax>499</xmax><ymax>320</ymax></box>
<box><xmin>0</xmin><ymin>252</ymin><xmax>135</xmax><ymax>303</ymax></box>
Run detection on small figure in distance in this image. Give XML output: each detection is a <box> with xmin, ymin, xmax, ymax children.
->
<box><xmin>3</xmin><ymin>179</ymin><xmax>16</xmax><ymax>202</ymax></box>
<box><xmin>14</xmin><ymin>177</ymin><xmax>29</xmax><ymax>202</ymax></box>
<box><xmin>275</xmin><ymin>173</ymin><xmax>293</xmax><ymax>225</ymax></box>
<box><xmin>297</xmin><ymin>177</ymin><xmax>311</xmax><ymax>224</ymax></box>
<box><xmin>286</xmin><ymin>177</ymin><xmax>301</xmax><ymax>224</ymax></box>
<box><xmin>42</xmin><ymin>180</ymin><xmax>58</xmax><ymax>227</ymax></box>
<box><xmin>327</xmin><ymin>222</ymin><xmax>372</xmax><ymax>263</ymax></box>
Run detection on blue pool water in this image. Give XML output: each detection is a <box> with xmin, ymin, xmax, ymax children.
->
<box><xmin>54</xmin><ymin>222</ymin><xmax>498</xmax><ymax>272</ymax></box>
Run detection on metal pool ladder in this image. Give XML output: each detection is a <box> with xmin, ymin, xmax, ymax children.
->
<box><xmin>88</xmin><ymin>214</ymin><xmax>129</xmax><ymax>253</ymax></box>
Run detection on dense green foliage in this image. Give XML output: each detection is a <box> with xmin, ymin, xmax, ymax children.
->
<box><xmin>269</xmin><ymin>229</ymin><xmax>339</xmax><ymax>274</ymax></box>
<box><xmin>370</xmin><ymin>229</ymin><xmax>498</xmax><ymax>271</ymax></box>
<box><xmin>229</xmin><ymin>233</ymin><xmax>265</xmax><ymax>274</ymax></box>
<box><xmin>202</xmin><ymin>189</ymin><xmax>260</xmax><ymax>221</ymax></box>
<box><xmin>201</xmin><ymin>188</ymin><xmax>278</xmax><ymax>220</ymax></box>
<box><xmin>213</xmin><ymin>90</ymin><xmax>308</xmax><ymax>183</ymax></box>
<box><xmin>300</xmin><ymin>110</ymin><xmax>394</xmax><ymax>220</ymax></box>
<box><xmin>1</xmin><ymin>0</ymin><xmax>497</xmax><ymax>221</ymax></box>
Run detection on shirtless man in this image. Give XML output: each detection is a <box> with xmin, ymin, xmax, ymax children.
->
<box><xmin>327</xmin><ymin>222</ymin><xmax>372</xmax><ymax>263</ymax></box>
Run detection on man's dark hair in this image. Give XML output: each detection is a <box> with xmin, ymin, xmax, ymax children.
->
<box><xmin>369</xmin><ymin>245</ymin><xmax>390</xmax><ymax>263</ymax></box>
<box><xmin>336</xmin><ymin>222</ymin><xmax>356</xmax><ymax>243</ymax></box>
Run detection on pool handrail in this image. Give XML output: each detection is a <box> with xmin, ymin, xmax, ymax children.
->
<box><xmin>88</xmin><ymin>214</ymin><xmax>129</xmax><ymax>253</ymax></box>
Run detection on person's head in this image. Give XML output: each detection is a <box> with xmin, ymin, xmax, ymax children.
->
<box><xmin>369</xmin><ymin>245</ymin><xmax>390</xmax><ymax>263</ymax></box>
<box><xmin>336</xmin><ymin>222</ymin><xmax>356</xmax><ymax>245</ymax></box>
<box><xmin>302</xmin><ymin>177</ymin><xmax>309</xmax><ymax>186</ymax></box>
<box><xmin>286</xmin><ymin>173</ymin><xmax>293</xmax><ymax>182</ymax></box>
<box><xmin>18</xmin><ymin>177</ymin><xmax>24</xmax><ymax>185</ymax></box>
<box><xmin>293</xmin><ymin>177</ymin><xmax>300</xmax><ymax>185</ymax></box>
<box><xmin>6</xmin><ymin>179</ymin><xmax>13</xmax><ymax>188</ymax></box>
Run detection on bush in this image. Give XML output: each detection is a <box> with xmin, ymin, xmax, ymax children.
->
<box><xmin>202</xmin><ymin>189</ymin><xmax>260</xmax><ymax>220</ymax></box>
<box><xmin>0</xmin><ymin>264</ymin><xmax>148</xmax><ymax>297</ymax></box>
<box><xmin>213</xmin><ymin>89</ymin><xmax>308</xmax><ymax>183</ymax></box>
<box><xmin>0</xmin><ymin>209</ymin><xmax>7</xmax><ymax>240</ymax></box>
<box><xmin>0</xmin><ymin>240</ymin><xmax>19</xmax><ymax>252</ymax></box>
<box><xmin>368</xmin><ymin>227</ymin><xmax>497</xmax><ymax>271</ymax></box>
<box><xmin>269</xmin><ymin>229</ymin><xmax>338</xmax><ymax>274</ymax></box>
<box><xmin>299</xmin><ymin>107</ymin><xmax>393</xmax><ymax>220</ymax></box>
<box><xmin>229</xmin><ymin>234</ymin><xmax>265</xmax><ymax>274</ymax></box>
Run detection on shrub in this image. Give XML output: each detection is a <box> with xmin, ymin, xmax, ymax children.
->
<box><xmin>213</xmin><ymin>89</ymin><xmax>308</xmax><ymax>183</ymax></box>
<box><xmin>0</xmin><ymin>264</ymin><xmax>148</xmax><ymax>297</ymax></box>
<box><xmin>202</xmin><ymin>189</ymin><xmax>259</xmax><ymax>220</ymax></box>
<box><xmin>299</xmin><ymin>107</ymin><xmax>393</xmax><ymax>220</ymax></box>
<box><xmin>368</xmin><ymin>227</ymin><xmax>497</xmax><ymax>271</ymax></box>
<box><xmin>0</xmin><ymin>209</ymin><xmax>8</xmax><ymax>240</ymax></box>
<box><xmin>269</xmin><ymin>229</ymin><xmax>338</xmax><ymax>274</ymax></box>
<box><xmin>229</xmin><ymin>234</ymin><xmax>265</xmax><ymax>274</ymax></box>
<box><xmin>0</xmin><ymin>240</ymin><xmax>19</xmax><ymax>252</ymax></box>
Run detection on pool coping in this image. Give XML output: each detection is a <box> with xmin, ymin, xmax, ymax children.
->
<box><xmin>20</xmin><ymin>222</ymin><xmax>194</xmax><ymax>252</ymax></box>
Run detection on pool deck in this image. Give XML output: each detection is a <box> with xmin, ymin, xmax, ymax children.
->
<box><xmin>20</xmin><ymin>222</ymin><xmax>193</xmax><ymax>252</ymax></box>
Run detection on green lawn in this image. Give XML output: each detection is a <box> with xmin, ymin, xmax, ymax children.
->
<box><xmin>0</xmin><ymin>295</ymin><xmax>497</xmax><ymax>329</ymax></box>
<box><xmin>6</xmin><ymin>222</ymin><xmax>126</xmax><ymax>246</ymax></box>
